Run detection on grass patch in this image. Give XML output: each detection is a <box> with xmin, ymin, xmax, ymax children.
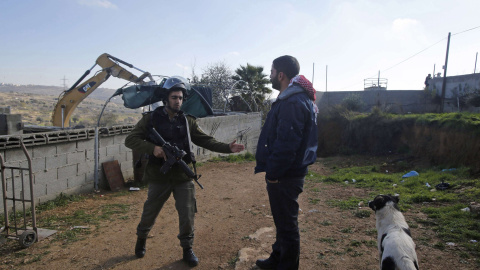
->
<box><xmin>209</xmin><ymin>152</ymin><xmax>255</xmax><ymax>163</ymax></box>
<box><xmin>307</xmin><ymin>161</ymin><xmax>480</xmax><ymax>259</ymax></box>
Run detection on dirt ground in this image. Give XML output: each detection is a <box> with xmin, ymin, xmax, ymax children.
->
<box><xmin>1</xmin><ymin>157</ymin><xmax>478</xmax><ymax>269</ymax></box>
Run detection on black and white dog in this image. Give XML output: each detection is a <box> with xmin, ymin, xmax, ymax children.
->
<box><xmin>368</xmin><ymin>195</ymin><xmax>419</xmax><ymax>270</ymax></box>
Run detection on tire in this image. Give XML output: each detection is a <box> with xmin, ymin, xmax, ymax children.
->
<box><xmin>19</xmin><ymin>230</ymin><xmax>36</xmax><ymax>248</ymax></box>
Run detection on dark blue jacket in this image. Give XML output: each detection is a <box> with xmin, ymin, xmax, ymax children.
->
<box><xmin>255</xmin><ymin>84</ymin><xmax>318</xmax><ymax>180</ymax></box>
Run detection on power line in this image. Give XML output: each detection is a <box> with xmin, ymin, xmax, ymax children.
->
<box><xmin>382</xmin><ymin>37</ymin><xmax>447</xmax><ymax>73</ymax></box>
<box><xmin>452</xmin><ymin>25</ymin><xmax>480</xmax><ymax>36</ymax></box>
<box><xmin>336</xmin><ymin>25</ymin><xmax>480</xmax><ymax>91</ymax></box>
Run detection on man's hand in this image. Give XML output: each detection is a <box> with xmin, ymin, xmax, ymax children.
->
<box><xmin>229</xmin><ymin>140</ymin><xmax>245</xmax><ymax>153</ymax></box>
<box><xmin>153</xmin><ymin>145</ymin><xmax>167</xmax><ymax>160</ymax></box>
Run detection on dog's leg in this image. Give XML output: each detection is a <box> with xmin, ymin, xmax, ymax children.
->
<box><xmin>381</xmin><ymin>257</ymin><xmax>396</xmax><ymax>270</ymax></box>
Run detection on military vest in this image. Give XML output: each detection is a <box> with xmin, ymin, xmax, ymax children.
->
<box><xmin>146</xmin><ymin>107</ymin><xmax>193</xmax><ymax>165</ymax></box>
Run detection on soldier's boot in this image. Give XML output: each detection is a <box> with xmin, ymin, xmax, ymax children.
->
<box><xmin>183</xmin><ymin>247</ymin><xmax>199</xmax><ymax>267</ymax></box>
<box><xmin>135</xmin><ymin>237</ymin><xmax>147</xmax><ymax>258</ymax></box>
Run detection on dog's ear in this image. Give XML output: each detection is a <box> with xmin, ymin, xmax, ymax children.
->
<box><xmin>393</xmin><ymin>195</ymin><xmax>400</xmax><ymax>204</ymax></box>
<box><xmin>368</xmin><ymin>201</ymin><xmax>376</xmax><ymax>211</ymax></box>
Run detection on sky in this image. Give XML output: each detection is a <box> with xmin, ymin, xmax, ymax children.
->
<box><xmin>1</xmin><ymin>0</ymin><xmax>479</xmax><ymax>98</ymax></box>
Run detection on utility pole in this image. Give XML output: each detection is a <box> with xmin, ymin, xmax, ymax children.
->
<box><xmin>61</xmin><ymin>76</ymin><xmax>68</xmax><ymax>90</ymax></box>
<box><xmin>312</xmin><ymin>63</ymin><xmax>315</xmax><ymax>84</ymax></box>
<box><xmin>325</xmin><ymin>65</ymin><xmax>328</xmax><ymax>92</ymax></box>
<box><xmin>440</xmin><ymin>32</ymin><xmax>451</xmax><ymax>113</ymax></box>
<box><xmin>326</xmin><ymin>65</ymin><xmax>329</xmax><ymax>107</ymax></box>
<box><xmin>475</xmin><ymin>52</ymin><xmax>478</xmax><ymax>74</ymax></box>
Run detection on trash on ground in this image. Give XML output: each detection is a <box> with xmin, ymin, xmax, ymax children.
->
<box><xmin>446</xmin><ymin>242</ymin><xmax>456</xmax><ymax>246</ymax></box>
<box><xmin>441</xmin><ymin>168</ymin><xmax>457</xmax><ymax>172</ymax></box>
<box><xmin>402</xmin><ymin>171</ymin><xmax>419</xmax><ymax>178</ymax></box>
<box><xmin>129</xmin><ymin>187</ymin><xmax>140</xmax><ymax>191</ymax></box>
<box><xmin>461</xmin><ymin>207</ymin><xmax>470</xmax><ymax>212</ymax></box>
<box><xmin>470</xmin><ymin>240</ymin><xmax>478</xmax><ymax>243</ymax></box>
<box><xmin>425</xmin><ymin>183</ymin><xmax>431</xmax><ymax>188</ymax></box>
<box><xmin>71</xmin><ymin>226</ymin><xmax>90</xmax><ymax>230</ymax></box>
<box><xmin>435</xmin><ymin>180</ymin><xmax>451</xmax><ymax>191</ymax></box>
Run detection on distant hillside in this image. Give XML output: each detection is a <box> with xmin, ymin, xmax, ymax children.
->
<box><xmin>0</xmin><ymin>84</ymin><xmax>142</xmax><ymax>127</ymax></box>
<box><xmin>0</xmin><ymin>83</ymin><xmax>122</xmax><ymax>104</ymax></box>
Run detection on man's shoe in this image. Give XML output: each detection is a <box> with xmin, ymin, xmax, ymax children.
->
<box><xmin>255</xmin><ymin>257</ymin><xmax>277</xmax><ymax>269</ymax></box>
<box><xmin>183</xmin><ymin>248</ymin><xmax>199</xmax><ymax>267</ymax></box>
<box><xmin>135</xmin><ymin>237</ymin><xmax>146</xmax><ymax>258</ymax></box>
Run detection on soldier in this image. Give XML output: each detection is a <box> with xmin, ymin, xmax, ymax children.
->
<box><xmin>125</xmin><ymin>76</ymin><xmax>244</xmax><ymax>267</ymax></box>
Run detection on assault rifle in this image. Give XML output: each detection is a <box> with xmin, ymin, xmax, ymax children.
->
<box><xmin>151</xmin><ymin>128</ymin><xmax>204</xmax><ymax>189</ymax></box>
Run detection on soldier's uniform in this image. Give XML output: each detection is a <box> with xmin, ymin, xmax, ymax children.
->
<box><xmin>125</xmin><ymin>106</ymin><xmax>232</xmax><ymax>248</ymax></box>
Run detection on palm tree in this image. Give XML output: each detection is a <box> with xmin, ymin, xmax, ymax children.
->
<box><xmin>232</xmin><ymin>64</ymin><xmax>271</xmax><ymax>111</ymax></box>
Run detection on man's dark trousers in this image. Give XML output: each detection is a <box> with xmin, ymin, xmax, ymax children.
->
<box><xmin>266</xmin><ymin>176</ymin><xmax>304</xmax><ymax>270</ymax></box>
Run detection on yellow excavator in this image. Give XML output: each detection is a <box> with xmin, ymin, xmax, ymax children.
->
<box><xmin>52</xmin><ymin>53</ymin><xmax>154</xmax><ymax>127</ymax></box>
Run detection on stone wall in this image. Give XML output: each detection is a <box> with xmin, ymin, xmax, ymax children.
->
<box><xmin>0</xmin><ymin>112</ymin><xmax>262</xmax><ymax>210</ymax></box>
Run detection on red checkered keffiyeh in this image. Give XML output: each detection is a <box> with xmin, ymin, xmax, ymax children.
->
<box><xmin>289</xmin><ymin>75</ymin><xmax>316</xmax><ymax>101</ymax></box>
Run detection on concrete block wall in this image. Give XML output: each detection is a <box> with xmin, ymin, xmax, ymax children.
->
<box><xmin>0</xmin><ymin>112</ymin><xmax>262</xmax><ymax>211</ymax></box>
<box><xmin>315</xmin><ymin>90</ymin><xmax>462</xmax><ymax>113</ymax></box>
<box><xmin>193</xmin><ymin>112</ymin><xmax>261</xmax><ymax>162</ymax></box>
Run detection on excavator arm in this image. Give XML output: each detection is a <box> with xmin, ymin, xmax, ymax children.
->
<box><xmin>52</xmin><ymin>53</ymin><xmax>153</xmax><ymax>127</ymax></box>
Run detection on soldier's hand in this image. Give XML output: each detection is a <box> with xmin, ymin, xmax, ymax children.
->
<box><xmin>153</xmin><ymin>146</ymin><xmax>167</xmax><ymax>160</ymax></box>
<box><xmin>229</xmin><ymin>140</ymin><xmax>245</xmax><ymax>153</ymax></box>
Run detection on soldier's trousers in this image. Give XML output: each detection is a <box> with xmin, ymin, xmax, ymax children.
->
<box><xmin>136</xmin><ymin>179</ymin><xmax>197</xmax><ymax>248</ymax></box>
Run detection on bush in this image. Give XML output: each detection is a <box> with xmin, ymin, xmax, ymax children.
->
<box><xmin>341</xmin><ymin>94</ymin><xmax>366</xmax><ymax>112</ymax></box>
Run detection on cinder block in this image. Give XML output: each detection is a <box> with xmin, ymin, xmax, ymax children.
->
<box><xmin>99</xmin><ymin>137</ymin><xmax>115</xmax><ymax>147</ymax></box>
<box><xmin>20</xmin><ymin>157</ymin><xmax>45</xmax><ymax>173</ymax></box>
<box><xmin>67</xmin><ymin>151</ymin><xmax>86</xmax><ymax>164</ymax></box>
<box><xmin>32</xmin><ymin>145</ymin><xmax>56</xmax><ymax>158</ymax></box>
<box><xmin>57</xmin><ymin>164</ymin><xmax>77</xmax><ymax>179</ymax></box>
<box><xmin>3</xmin><ymin>148</ymin><xmax>27</xmax><ymax>163</ymax></box>
<box><xmin>46</xmin><ymin>154</ymin><xmax>67</xmax><ymax>169</ymax></box>
<box><xmin>68</xmin><ymin>174</ymin><xmax>86</xmax><ymax>188</ymax></box>
<box><xmin>33</xmin><ymin>169</ymin><xmax>58</xmax><ymax>186</ymax></box>
<box><xmin>120</xmin><ymin>160</ymin><xmax>133</xmax><ymax>171</ymax></box>
<box><xmin>76</xmin><ymin>139</ymin><xmax>95</xmax><ymax>151</ymax></box>
<box><xmin>119</xmin><ymin>144</ymin><xmax>130</xmax><ymax>154</ymax></box>
<box><xmin>123</xmin><ymin>168</ymin><xmax>134</xmax><ymax>180</ymax></box>
<box><xmin>97</xmin><ymin>146</ymin><xmax>108</xmax><ymax>159</ymax></box>
<box><xmin>46</xmin><ymin>178</ymin><xmax>68</xmax><ymax>197</ymax></box>
<box><xmin>115</xmin><ymin>151</ymin><xmax>128</xmax><ymax>163</ymax></box>
<box><xmin>99</xmin><ymin>156</ymin><xmax>115</xmax><ymax>165</ymax></box>
<box><xmin>86</xmin><ymin>148</ymin><xmax>95</xmax><ymax>160</ymax></box>
<box><xmin>126</xmin><ymin>151</ymin><xmax>133</xmax><ymax>162</ymax></box>
<box><xmin>114</xmin><ymin>134</ymin><xmax>128</xmax><ymax>145</ymax></box>
<box><xmin>85</xmin><ymin>170</ymin><xmax>95</xmax><ymax>182</ymax></box>
<box><xmin>57</xmin><ymin>143</ymin><xmax>76</xmax><ymax>154</ymax></box>
<box><xmin>106</xmin><ymin>145</ymin><xmax>120</xmax><ymax>157</ymax></box>
<box><xmin>77</xmin><ymin>161</ymin><xmax>94</xmax><ymax>176</ymax></box>
<box><xmin>64</xmin><ymin>182</ymin><xmax>93</xmax><ymax>195</ymax></box>
<box><xmin>33</xmin><ymin>183</ymin><xmax>47</xmax><ymax>199</ymax></box>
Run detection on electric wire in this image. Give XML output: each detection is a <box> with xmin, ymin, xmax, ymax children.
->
<box><xmin>335</xmin><ymin>25</ymin><xmax>480</xmax><ymax>91</ymax></box>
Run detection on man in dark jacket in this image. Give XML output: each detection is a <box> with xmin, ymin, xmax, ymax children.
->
<box><xmin>254</xmin><ymin>56</ymin><xmax>318</xmax><ymax>270</ymax></box>
<box><xmin>125</xmin><ymin>76</ymin><xmax>244</xmax><ymax>267</ymax></box>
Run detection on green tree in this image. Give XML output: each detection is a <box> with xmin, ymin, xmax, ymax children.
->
<box><xmin>231</xmin><ymin>64</ymin><xmax>271</xmax><ymax>112</ymax></box>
